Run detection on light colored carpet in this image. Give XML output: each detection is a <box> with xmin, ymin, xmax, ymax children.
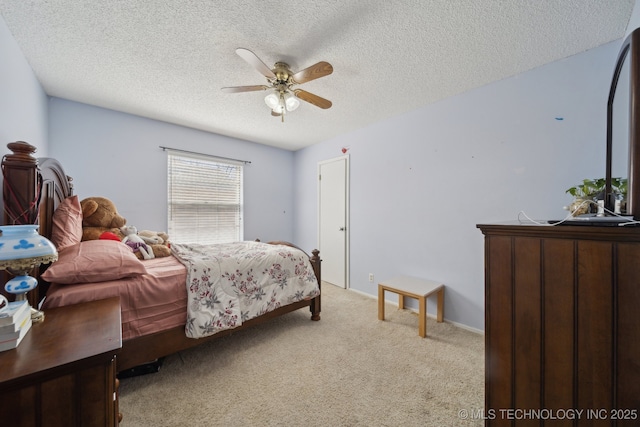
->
<box><xmin>118</xmin><ymin>283</ymin><xmax>484</xmax><ymax>427</ymax></box>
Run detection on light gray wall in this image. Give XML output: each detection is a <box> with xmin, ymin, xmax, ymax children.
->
<box><xmin>48</xmin><ymin>98</ymin><xmax>295</xmax><ymax>243</ymax></box>
<box><xmin>0</xmin><ymin>16</ymin><xmax>48</xmax><ymax>153</ymax></box>
<box><xmin>293</xmin><ymin>40</ymin><xmax>622</xmax><ymax>332</ymax></box>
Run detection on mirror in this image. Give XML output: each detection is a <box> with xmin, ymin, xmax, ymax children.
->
<box><xmin>609</xmin><ymin>43</ymin><xmax>630</xmax><ymax>212</ymax></box>
<box><xmin>606</xmin><ymin>28</ymin><xmax>640</xmax><ymax>218</ymax></box>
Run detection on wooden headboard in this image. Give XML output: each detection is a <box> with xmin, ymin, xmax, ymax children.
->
<box><xmin>1</xmin><ymin>141</ymin><xmax>74</xmax><ymax>304</ymax></box>
<box><xmin>35</xmin><ymin>157</ymin><xmax>74</xmax><ymax>239</ymax></box>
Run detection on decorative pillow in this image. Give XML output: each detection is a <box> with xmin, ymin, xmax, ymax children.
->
<box><xmin>41</xmin><ymin>240</ymin><xmax>147</xmax><ymax>284</ymax></box>
<box><xmin>51</xmin><ymin>195</ymin><xmax>83</xmax><ymax>251</ymax></box>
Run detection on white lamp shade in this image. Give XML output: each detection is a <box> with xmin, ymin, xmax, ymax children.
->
<box><xmin>264</xmin><ymin>93</ymin><xmax>280</xmax><ymax>110</ymax></box>
<box><xmin>274</xmin><ymin>100</ymin><xmax>285</xmax><ymax>114</ymax></box>
<box><xmin>284</xmin><ymin>93</ymin><xmax>300</xmax><ymax>111</ymax></box>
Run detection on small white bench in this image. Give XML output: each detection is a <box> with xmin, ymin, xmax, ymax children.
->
<box><xmin>378</xmin><ymin>276</ymin><xmax>444</xmax><ymax>338</ymax></box>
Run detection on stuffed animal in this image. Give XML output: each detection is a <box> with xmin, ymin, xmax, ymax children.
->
<box><xmin>149</xmin><ymin>243</ymin><xmax>171</xmax><ymax>258</ymax></box>
<box><xmin>79</xmin><ymin>196</ymin><xmax>172</xmax><ymax>258</ymax></box>
<box><xmin>138</xmin><ymin>229</ymin><xmax>172</xmax><ymax>258</ymax></box>
<box><xmin>120</xmin><ymin>225</ymin><xmax>155</xmax><ymax>260</ymax></box>
<box><xmin>138</xmin><ymin>230</ymin><xmax>169</xmax><ymax>246</ymax></box>
<box><xmin>80</xmin><ymin>197</ymin><xmax>127</xmax><ymax>241</ymax></box>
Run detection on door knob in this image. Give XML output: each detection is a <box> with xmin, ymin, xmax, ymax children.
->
<box><xmin>339</xmin><ymin>227</ymin><xmax>345</xmax><ymax>231</ymax></box>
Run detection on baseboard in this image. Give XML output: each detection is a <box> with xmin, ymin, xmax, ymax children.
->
<box><xmin>346</xmin><ymin>287</ymin><xmax>485</xmax><ymax>336</ymax></box>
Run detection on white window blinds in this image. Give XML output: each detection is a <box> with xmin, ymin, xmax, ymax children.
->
<box><xmin>167</xmin><ymin>151</ymin><xmax>244</xmax><ymax>244</ymax></box>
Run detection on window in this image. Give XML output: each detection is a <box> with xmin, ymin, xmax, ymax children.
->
<box><xmin>167</xmin><ymin>151</ymin><xmax>243</xmax><ymax>244</ymax></box>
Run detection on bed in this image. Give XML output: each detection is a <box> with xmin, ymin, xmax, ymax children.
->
<box><xmin>1</xmin><ymin>141</ymin><xmax>321</xmax><ymax>372</ymax></box>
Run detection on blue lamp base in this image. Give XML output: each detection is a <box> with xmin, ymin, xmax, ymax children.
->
<box><xmin>5</xmin><ymin>274</ymin><xmax>44</xmax><ymax>323</ymax></box>
<box><xmin>5</xmin><ymin>274</ymin><xmax>38</xmax><ymax>295</ymax></box>
<box><xmin>0</xmin><ymin>224</ymin><xmax>59</xmax><ymax>324</ymax></box>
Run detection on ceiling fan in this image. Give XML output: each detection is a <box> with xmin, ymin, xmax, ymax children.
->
<box><xmin>222</xmin><ymin>48</ymin><xmax>333</xmax><ymax>122</ymax></box>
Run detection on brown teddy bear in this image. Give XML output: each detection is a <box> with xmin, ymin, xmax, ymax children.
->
<box><xmin>79</xmin><ymin>196</ymin><xmax>172</xmax><ymax>258</ymax></box>
<box><xmin>80</xmin><ymin>197</ymin><xmax>126</xmax><ymax>241</ymax></box>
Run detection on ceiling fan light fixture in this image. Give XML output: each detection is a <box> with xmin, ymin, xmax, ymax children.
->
<box><xmin>222</xmin><ymin>48</ymin><xmax>333</xmax><ymax>122</ymax></box>
<box><xmin>226</xmin><ymin>49</ymin><xmax>333</xmax><ymax>119</ymax></box>
<box><xmin>284</xmin><ymin>92</ymin><xmax>300</xmax><ymax>112</ymax></box>
<box><xmin>264</xmin><ymin>92</ymin><xmax>280</xmax><ymax>110</ymax></box>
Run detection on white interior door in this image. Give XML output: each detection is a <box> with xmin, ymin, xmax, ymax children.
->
<box><xmin>318</xmin><ymin>155</ymin><xmax>349</xmax><ymax>288</ymax></box>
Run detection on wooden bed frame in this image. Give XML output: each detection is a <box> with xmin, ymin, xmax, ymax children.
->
<box><xmin>1</xmin><ymin>141</ymin><xmax>321</xmax><ymax>372</ymax></box>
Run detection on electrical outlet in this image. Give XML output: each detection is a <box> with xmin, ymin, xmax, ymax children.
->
<box><xmin>369</xmin><ymin>273</ymin><xmax>374</xmax><ymax>282</ymax></box>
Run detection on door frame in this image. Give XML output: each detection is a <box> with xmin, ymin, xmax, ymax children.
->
<box><xmin>317</xmin><ymin>154</ymin><xmax>350</xmax><ymax>289</ymax></box>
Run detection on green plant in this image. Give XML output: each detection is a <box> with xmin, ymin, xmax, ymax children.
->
<box><xmin>611</xmin><ymin>177</ymin><xmax>628</xmax><ymax>197</ymax></box>
<box><xmin>565</xmin><ymin>178</ymin><xmax>606</xmax><ymax>199</ymax></box>
<box><xmin>565</xmin><ymin>177</ymin><xmax>627</xmax><ymax>199</ymax></box>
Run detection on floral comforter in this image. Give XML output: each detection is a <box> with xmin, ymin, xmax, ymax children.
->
<box><xmin>171</xmin><ymin>241</ymin><xmax>320</xmax><ymax>339</ymax></box>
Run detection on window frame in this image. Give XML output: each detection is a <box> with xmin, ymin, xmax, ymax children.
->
<box><xmin>167</xmin><ymin>150</ymin><xmax>244</xmax><ymax>244</ymax></box>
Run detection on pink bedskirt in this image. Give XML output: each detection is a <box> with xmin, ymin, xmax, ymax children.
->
<box><xmin>42</xmin><ymin>255</ymin><xmax>188</xmax><ymax>341</ymax></box>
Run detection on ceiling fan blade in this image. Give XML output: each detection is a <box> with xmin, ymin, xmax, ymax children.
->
<box><xmin>293</xmin><ymin>89</ymin><xmax>332</xmax><ymax>109</ymax></box>
<box><xmin>236</xmin><ymin>48</ymin><xmax>276</xmax><ymax>80</ymax></box>
<box><xmin>291</xmin><ymin>62</ymin><xmax>333</xmax><ymax>84</ymax></box>
<box><xmin>221</xmin><ymin>85</ymin><xmax>270</xmax><ymax>93</ymax></box>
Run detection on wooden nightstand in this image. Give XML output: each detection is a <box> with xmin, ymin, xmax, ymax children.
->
<box><xmin>0</xmin><ymin>297</ymin><xmax>122</xmax><ymax>427</ymax></box>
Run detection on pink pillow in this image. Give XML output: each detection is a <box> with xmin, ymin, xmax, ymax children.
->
<box><xmin>41</xmin><ymin>240</ymin><xmax>147</xmax><ymax>284</ymax></box>
<box><xmin>51</xmin><ymin>195</ymin><xmax>83</xmax><ymax>251</ymax></box>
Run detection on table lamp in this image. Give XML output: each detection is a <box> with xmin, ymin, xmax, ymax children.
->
<box><xmin>0</xmin><ymin>225</ymin><xmax>58</xmax><ymax>323</ymax></box>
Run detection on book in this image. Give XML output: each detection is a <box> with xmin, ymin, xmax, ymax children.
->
<box><xmin>0</xmin><ymin>306</ymin><xmax>31</xmax><ymax>337</ymax></box>
<box><xmin>0</xmin><ymin>316</ymin><xmax>32</xmax><ymax>352</ymax></box>
<box><xmin>0</xmin><ymin>300</ymin><xmax>29</xmax><ymax>327</ymax></box>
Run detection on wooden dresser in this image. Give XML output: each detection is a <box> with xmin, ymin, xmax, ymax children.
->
<box><xmin>0</xmin><ymin>297</ymin><xmax>122</xmax><ymax>427</ymax></box>
<box><xmin>477</xmin><ymin>223</ymin><xmax>640</xmax><ymax>426</ymax></box>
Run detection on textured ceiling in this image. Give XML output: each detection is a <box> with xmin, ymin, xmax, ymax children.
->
<box><xmin>0</xmin><ymin>1</ymin><xmax>634</xmax><ymax>151</ymax></box>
